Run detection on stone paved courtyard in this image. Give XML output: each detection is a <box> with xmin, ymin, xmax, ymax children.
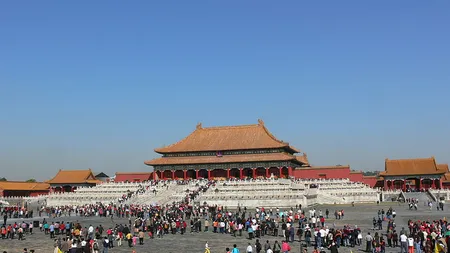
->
<box><xmin>1</xmin><ymin>202</ymin><xmax>449</xmax><ymax>253</ymax></box>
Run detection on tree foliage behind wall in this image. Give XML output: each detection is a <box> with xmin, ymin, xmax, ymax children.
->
<box><xmin>363</xmin><ymin>171</ymin><xmax>380</xmax><ymax>176</ymax></box>
<box><xmin>0</xmin><ymin>177</ymin><xmax>6</xmax><ymax>181</ymax></box>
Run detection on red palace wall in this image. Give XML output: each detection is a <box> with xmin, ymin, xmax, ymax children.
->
<box><xmin>361</xmin><ymin>176</ymin><xmax>378</xmax><ymax>187</ymax></box>
<box><xmin>293</xmin><ymin>167</ymin><xmax>351</xmax><ymax>179</ymax></box>
<box><xmin>29</xmin><ymin>191</ymin><xmax>49</xmax><ymax>197</ymax></box>
<box><xmin>293</xmin><ymin>167</ymin><xmax>379</xmax><ymax>188</ymax></box>
<box><xmin>348</xmin><ymin>172</ymin><xmax>378</xmax><ymax>187</ymax></box>
<box><xmin>114</xmin><ymin>173</ymin><xmax>153</xmax><ymax>182</ymax></box>
<box><xmin>349</xmin><ymin>172</ymin><xmax>364</xmax><ymax>182</ymax></box>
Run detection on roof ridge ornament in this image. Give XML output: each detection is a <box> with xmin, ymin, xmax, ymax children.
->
<box><xmin>258</xmin><ymin>119</ymin><xmax>264</xmax><ymax>125</ymax></box>
<box><xmin>196</xmin><ymin>122</ymin><xmax>202</xmax><ymax>129</ymax></box>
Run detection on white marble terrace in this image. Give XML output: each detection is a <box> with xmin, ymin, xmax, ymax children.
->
<box><xmin>29</xmin><ymin>178</ymin><xmax>380</xmax><ymax>207</ymax></box>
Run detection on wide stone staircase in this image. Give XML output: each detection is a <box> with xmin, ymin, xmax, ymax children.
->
<box><xmin>402</xmin><ymin>192</ymin><xmax>434</xmax><ymax>203</ymax></box>
<box><xmin>316</xmin><ymin>192</ymin><xmax>346</xmax><ymax>204</ymax></box>
<box><xmin>124</xmin><ymin>183</ymin><xmax>181</xmax><ymax>205</ymax></box>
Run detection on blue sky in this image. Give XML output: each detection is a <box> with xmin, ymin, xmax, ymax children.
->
<box><xmin>1</xmin><ymin>1</ymin><xmax>449</xmax><ymax>181</ymax></box>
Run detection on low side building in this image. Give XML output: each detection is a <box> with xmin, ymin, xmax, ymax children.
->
<box><xmin>0</xmin><ymin>181</ymin><xmax>49</xmax><ymax>197</ymax></box>
<box><xmin>379</xmin><ymin>157</ymin><xmax>446</xmax><ymax>190</ymax></box>
<box><xmin>95</xmin><ymin>172</ymin><xmax>110</xmax><ymax>182</ymax></box>
<box><xmin>439</xmin><ymin>164</ymin><xmax>450</xmax><ymax>189</ymax></box>
<box><xmin>46</xmin><ymin>169</ymin><xmax>101</xmax><ymax>193</ymax></box>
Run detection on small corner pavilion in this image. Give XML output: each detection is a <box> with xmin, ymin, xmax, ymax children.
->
<box><xmin>379</xmin><ymin>157</ymin><xmax>446</xmax><ymax>191</ymax></box>
<box><xmin>0</xmin><ymin>181</ymin><xmax>50</xmax><ymax>197</ymax></box>
<box><xmin>145</xmin><ymin>119</ymin><xmax>309</xmax><ymax>180</ymax></box>
<box><xmin>46</xmin><ymin>169</ymin><xmax>101</xmax><ymax>192</ymax></box>
<box><xmin>439</xmin><ymin>164</ymin><xmax>450</xmax><ymax>189</ymax></box>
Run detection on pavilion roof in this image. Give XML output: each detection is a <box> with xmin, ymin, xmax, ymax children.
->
<box><xmin>46</xmin><ymin>169</ymin><xmax>99</xmax><ymax>184</ymax></box>
<box><xmin>439</xmin><ymin>164</ymin><xmax>450</xmax><ymax>182</ymax></box>
<box><xmin>0</xmin><ymin>181</ymin><xmax>50</xmax><ymax>191</ymax></box>
<box><xmin>295</xmin><ymin>154</ymin><xmax>309</xmax><ymax>165</ymax></box>
<box><xmin>154</xmin><ymin>119</ymin><xmax>300</xmax><ymax>154</ymax></box>
<box><xmin>95</xmin><ymin>172</ymin><xmax>109</xmax><ymax>178</ymax></box>
<box><xmin>145</xmin><ymin>152</ymin><xmax>305</xmax><ymax>166</ymax></box>
<box><xmin>437</xmin><ymin>164</ymin><xmax>449</xmax><ymax>173</ymax></box>
<box><xmin>380</xmin><ymin>157</ymin><xmax>445</xmax><ymax>177</ymax></box>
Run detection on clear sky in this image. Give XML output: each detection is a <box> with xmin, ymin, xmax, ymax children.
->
<box><xmin>1</xmin><ymin>1</ymin><xmax>449</xmax><ymax>181</ymax></box>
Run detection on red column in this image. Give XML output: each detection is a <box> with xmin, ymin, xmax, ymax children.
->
<box><xmin>172</xmin><ymin>171</ymin><xmax>175</xmax><ymax>179</ymax></box>
<box><xmin>183</xmin><ymin>170</ymin><xmax>187</xmax><ymax>180</ymax></box>
<box><xmin>207</xmin><ymin>170</ymin><xmax>211</xmax><ymax>180</ymax></box>
<box><xmin>402</xmin><ymin>179</ymin><xmax>406</xmax><ymax>191</ymax></box>
<box><xmin>279</xmin><ymin>167</ymin><xmax>283</xmax><ymax>178</ymax></box>
<box><xmin>434</xmin><ymin>179</ymin><xmax>441</xmax><ymax>189</ymax></box>
<box><xmin>195</xmin><ymin>170</ymin><xmax>199</xmax><ymax>179</ymax></box>
<box><xmin>226</xmin><ymin>169</ymin><xmax>230</xmax><ymax>179</ymax></box>
<box><xmin>239</xmin><ymin>168</ymin><xmax>243</xmax><ymax>179</ymax></box>
<box><xmin>288</xmin><ymin>167</ymin><xmax>293</xmax><ymax>177</ymax></box>
<box><xmin>252</xmin><ymin>168</ymin><xmax>256</xmax><ymax>178</ymax></box>
<box><xmin>419</xmin><ymin>178</ymin><xmax>422</xmax><ymax>191</ymax></box>
<box><xmin>266</xmin><ymin>168</ymin><xmax>270</xmax><ymax>178</ymax></box>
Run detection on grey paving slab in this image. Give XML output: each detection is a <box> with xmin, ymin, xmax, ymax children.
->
<box><xmin>0</xmin><ymin>202</ymin><xmax>449</xmax><ymax>253</ymax></box>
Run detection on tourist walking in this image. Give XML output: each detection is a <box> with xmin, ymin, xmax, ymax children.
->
<box><xmin>365</xmin><ymin>232</ymin><xmax>373</xmax><ymax>252</ymax></box>
<box><xmin>232</xmin><ymin>244</ymin><xmax>240</xmax><ymax>253</ymax></box>
<box><xmin>247</xmin><ymin>242</ymin><xmax>253</xmax><ymax>253</ymax></box>
<box><xmin>281</xmin><ymin>240</ymin><xmax>291</xmax><ymax>253</ymax></box>
<box><xmin>273</xmin><ymin>241</ymin><xmax>281</xmax><ymax>253</ymax></box>
<box><xmin>400</xmin><ymin>233</ymin><xmax>408</xmax><ymax>253</ymax></box>
<box><xmin>102</xmin><ymin>237</ymin><xmax>109</xmax><ymax>253</ymax></box>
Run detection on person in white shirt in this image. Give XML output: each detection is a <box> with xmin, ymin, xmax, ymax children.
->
<box><xmin>400</xmin><ymin>234</ymin><xmax>408</xmax><ymax>253</ymax></box>
<box><xmin>88</xmin><ymin>225</ymin><xmax>94</xmax><ymax>239</ymax></box>
<box><xmin>266</xmin><ymin>247</ymin><xmax>273</xmax><ymax>253</ymax></box>
<box><xmin>407</xmin><ymin>237</ymin><xmax>414</xmax><ymax>253</ymax></box>
<box><xmin>247</xmin><ymin>242</ymin><xmax>253</xmax><ymax>253</ymax></box>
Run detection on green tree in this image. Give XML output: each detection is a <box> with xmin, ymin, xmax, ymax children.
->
<box><xmin>0</xmin><ymin>177</ymin><xmax>6</xmax><ymax>181</ymax></box>
<box><xmin>26</xmin><ymin>179</ymin><xmax>36</xmax><ymax>182</ymax></box>
<box><xmin>363</xmin><ymin>171</ymin><xmax>380</xmax><ymax>176</ymax></box>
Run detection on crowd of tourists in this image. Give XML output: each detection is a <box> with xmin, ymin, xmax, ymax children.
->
<box><xmin>1</xmin><ymin>178</ymin><xmax>450</xmax><ymax>253</ymax></box>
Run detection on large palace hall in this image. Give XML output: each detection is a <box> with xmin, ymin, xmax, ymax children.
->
<box><xmin>145</xmin><ymin>119</ymin><xmax>307</xmax><ymax>180</ymax></box>
<box><xmin>144</xmin><ymin>119</ymin><xmax>377</xmax><ymax>185</ymax></box>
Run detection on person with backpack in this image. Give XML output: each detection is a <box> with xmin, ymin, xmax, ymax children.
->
<box><xmin>264</xmin><ymin>240</ymin><xmax>271</xmax><ymax>252</ymax></box>
<box><xmin>92</xmin><ymin>239</ymin><xmax>100</xmax><ymax>253</ymax></box>
<box><xmin>232</xmin><ymin>244</ymin><xmax>240</xmax><ymax>253</ymax></box>
<box><xmin>102</xmin><ymin>237</ymin><xmax>109</xmax><ymax>253</ymax></box>
<box><xmin>255</xmin><ymin>239</ymin><xmax>262</xmax><ymax>253</ymax></box>
<box><xmin>247</xmin><ymin>243</ymin><xmax>253</xmax><ymax>253</ymax></box>
<box><xmin>273</xmin><ymin>241</ymin><xmax>281</xmax><ymax>253</ymax></box>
